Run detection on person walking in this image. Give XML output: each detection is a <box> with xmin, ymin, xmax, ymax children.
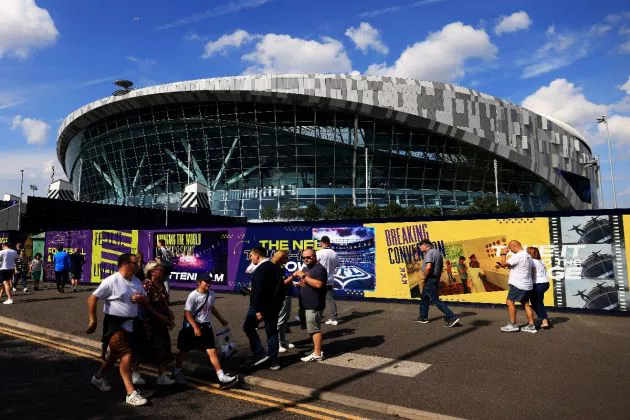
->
<box><xmin>497</xmin><ymin>240</ymin><xmax>537</xmax><ymax>333</ymax></box>
<box><xmin>69</xmin><ymin>248</ymin><xmax>86</xmax><ymax>292</ymax></box>
<box><xmin>156</xmin><ymin>240</ymin><xmax>173</xmax><ymax>293</ymax></box>
<box><xmin>30</xmin><ymin>253</ymin><xmax>43</xmax><ymax>291</ymax></box>
<box><xmin>0</xmin><ymin>243</ymin><xmax>18</xmax><ymax>304</ymax></box>
<box><xmin>86</xmin><ymin>253</ymin><xmax>149</xmax><ymax>406</ymax></box>
<box><xmin>272</xmin><ymin>251</ymin><xmax>295</xmax><ymax>353</ymax></box>
<box><xmin>135</xmin><ymin>252</ymin><xmax>147</xmax><ymax>282</ymax></box>
<box><xmin>414</xmin><ymin>239</ymin><xmax>460</xmax><ymax>327</ymax></box>
<box><xmin>173</xmin><ymin>274</ymin><xmax>237</xmax><ymax>388</ymax></box>
<box><xmin>291</xmin><ymin>248</ymin><xmax>328</xmax><ymax>362</ymax></box>
<box><xmin>53</xmin><ymin>245</ymin><xmax>71</xmax><ymax>293</ymax></box>
<box><xmin>316</xmin><ymin>236</ymin><xmax>339</xmax><ymax>326</ymax></box>
<box><xmin>457</xmin><ymin>256</ymin><xmax>470</xmax><ymax>294</ymax></box>
<box><xmin>138</xmin><ymin>261</ymin><xmax>176</xmax><ymax>385</ymax></box>
<box><xmin>242</xmin><ymin>247</ymin><xmax>282</xmax><ymax>370</ymax></box>
<box><xmin>527</xmin><ymin>247</ymin><xmax>551</xmax><ymax>329</ymax></box>
<box><xmin>13</xmin><ymin>249</ymin><xmax>29</xmax><ymax>293</ymax></box>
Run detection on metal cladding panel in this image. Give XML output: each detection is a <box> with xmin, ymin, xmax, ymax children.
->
<box><xmin>58</xmin><ymin>74</ymin><xmax>595</xmax><ymax>210</ymax></box>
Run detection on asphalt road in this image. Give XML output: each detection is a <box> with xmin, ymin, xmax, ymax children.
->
<box><xmin>1</xmin><ymin>283</ymin><xmax>630</xmax><ymax>419</ymax></box>
<box><xmin>0</xmin><ymin>330</ymin><xmax>380</xmax><ymax>420</ymax></box>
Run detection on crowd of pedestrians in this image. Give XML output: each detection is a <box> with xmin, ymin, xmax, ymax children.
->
<box><xmin>0</xmin><ymin>235</ymin><xmax>552</xmax><ymax>406</ymax></box>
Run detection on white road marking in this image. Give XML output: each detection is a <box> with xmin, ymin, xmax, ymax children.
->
<box><xmin>320</xmin><ymin>352</ymin><xmax>431</xmax><ymax>377</ymax></box>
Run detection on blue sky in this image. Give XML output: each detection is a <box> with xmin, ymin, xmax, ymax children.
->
<box><xmin>1</xmin><ymin>0</ymin><xmax>629</xmax><ymax>208</ymax></box>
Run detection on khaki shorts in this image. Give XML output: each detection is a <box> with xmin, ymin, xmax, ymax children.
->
<box><xmin>304</xmin><ymin>310</ymin><xmax>323</xmax><ymax>334</ymax></box>
<box><xmin>108</xmin><ymin>330</ymin><xmax>133</xmax><ymax>360</ymax></box>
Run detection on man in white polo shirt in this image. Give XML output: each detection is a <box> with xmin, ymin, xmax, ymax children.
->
<box><xmin>0</xmin><ymin>242</ymin><xmax>18</xmax><ymax>304</ymax></box>
<box><xmin>497</xmin><ymin>240</ymin><xmax>537</xmax><ymax>334</ymax></box>
<box><xmin>86</xmin><ymin>253</ymin><xmax>149</xmax><ymax>406</ymax></box>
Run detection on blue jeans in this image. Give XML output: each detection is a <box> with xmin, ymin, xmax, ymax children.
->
<box><xmin>13</xmin><ymin>272</ymin><xmax>27</xmax><ymax>289</ymax></box>
<box><xmin>419</xmin><ymin>281</ymin><xmax>456</xmax><ymax>320</ymax></box>
<box><xmin>531</xmin><ymin>283</ymin><xmax>550</xmax><ymax>320</ymax></box>
<box><xmin>243</xmin><ymin>306</ymin><xmax>279</xmax><ymax>361</ymax></box>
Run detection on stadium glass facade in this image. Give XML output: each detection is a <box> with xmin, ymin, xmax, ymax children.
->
<box><xmin>58</xmin><ymin>75</ymin><xmax>597</xmax><ymax>220</ymax></box>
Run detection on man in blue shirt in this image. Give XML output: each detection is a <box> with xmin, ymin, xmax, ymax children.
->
<box><xmin>53</xmin><ymin>245</ymin><xmax>71</xmax><ymax>293</ymax></box>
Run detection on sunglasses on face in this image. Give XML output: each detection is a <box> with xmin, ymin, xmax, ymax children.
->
<box><xmin>302</xmin><ymin>256</ymin><xmax>314</xmax><ymax>260</ymax></box>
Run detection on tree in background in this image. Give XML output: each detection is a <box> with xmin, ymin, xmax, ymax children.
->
<box><xmin>260</xmin><ymin>206</ymin><xmax>278</xmax><ymax>221</ymax></box>
<box><xmin>279</xmin><ymin>201</ymin><xmax>300</xmax><ymax>220</ymax></box>
<box><xmin>300</xmin><ymin>202</ymin><xmax>322</xmax><ymax>221</ymax></box>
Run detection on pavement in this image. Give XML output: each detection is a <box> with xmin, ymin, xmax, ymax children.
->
<box><xmin>1</xmin><ymin>283</ymin><xmax>629</xmax><ymax>420</ymax></box>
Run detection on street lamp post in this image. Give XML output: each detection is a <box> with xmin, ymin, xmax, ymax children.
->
<box><xmin>597</xmin><ymin>116</ymin><xmax>617</xmax><ymax>208</ymax></box>
<box><xmin>17</xmin><ymin>169</ymin><xmax>24</xmax><ymax>231</ymax></box>
<box><xmin>493</xmin><ymin>159</ymin><xmax>499</xmax><ymax>208</ymax></box>
<box><xmin>584</xmin><ymin>156</ymin><xmax>604</xmax><ymax>209</ymax></box>
<box><xmin>165</xmin><ymin>170</ymin><xmax>169</xmax><ymax>227</ymax></box>
<box><xmin>29</xmin><ymin>184</ymin><xmax>38</xmax><ymax>197</ymax></box>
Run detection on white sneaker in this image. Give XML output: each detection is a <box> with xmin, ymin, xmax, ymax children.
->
<box><xmin>325</xmin><ymin>319</ymin><xmax>339</xmax><ymax>326</ymax></box>
<box><xmin>500</xmin><ymin>323</ymin><xmax>520</xmax><ymax>333</ymax></box>
<box><xmin>286</xmin><ymin>342</ymin><xmax>295</xmax><ymax>348</ymax></box>
<box><xmin>301</xmin><ymin>352</ymin><xmax>324</xmax><ymax>362</ymax></box>
<box><xmin>91</xmin><ymin>375</ymin><xmax>112</xmax><ymax>391</ymax></box>
<box><xmin>278</xmin><ymin>345</ymin><xmax>287</xmax><ymax>353</ymax></box>
<box><xmin>156</xmin><ymin>373</ymin><xmax>175</xmax><ymax>386</ymax></box>
<box><xmin>294</xmin><ymin>315</ymin><xmax>300</xmax><ymax>322</ymax></box>
<box><xmin>219</xmin><ymin>372</ymin><xmax>237</xmax><ymax>383</ymax></box>
<box><xmin>23</xmin><ymin>288</ymin><xmax>28</xmax><ymax>293</ymax></box>
<box><xmin>11</xmin><ymin>287</ymin><xmax>16</xmax><ymax>292</ymax></box>
<box><xmin>125</xmin><ymin>390</ymin><xmax>148</xmax><ymax>406</ymax></box>
<box><xmin>3</xmin><ymin>299</ymin><xmax>13</xmax><ymax>305</ymax></box>
<box><xmin>131</xmin><ymin>371</ymin><xmax>146</xmax><ymax>385</ymax></box>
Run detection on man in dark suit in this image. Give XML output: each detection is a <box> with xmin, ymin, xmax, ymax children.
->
<box><xmin>242</xmin><ymin>246</ymin><xmax>282</xmax><ymax>370</ymax></box>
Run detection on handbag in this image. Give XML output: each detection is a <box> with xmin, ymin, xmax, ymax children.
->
<box><xmin>215</xmin><ymin>327</ymin><xmax>237</xmax><ymax>359</ymax></box>
<box><xmin>182</xmin><ymin>292</ymin><xmax>210</xmax><ymax>329</ymax></box>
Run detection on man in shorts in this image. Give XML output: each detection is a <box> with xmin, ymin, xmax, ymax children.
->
<box><xmin>497</xmin><ymin>240</ymin><xmax>537</xmax><ymax>333</ymax></box>
<box><xmin>173</xmin><ymin>274</ymin><xmax>237</xmax><ymax>388</ymax></box>
<box><xmin>291</xmin><ymin>248</ymin><xmax>327</xmax><ymax>362</ymax></box>
<box><xmin>0</xmin><ymin>243</ymin><xmax>18</xmax><ymax>304</ymax></box>
<box><xmin>86</xmin><ymin>253</ymin><xmax>149</xmax><ymax>406</ymax></box>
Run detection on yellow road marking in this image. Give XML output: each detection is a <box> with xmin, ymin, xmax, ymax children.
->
<box><xmin>0</xmin><ymin>326</ymin><xmax>363</xmax><ymax>420</ymax></box>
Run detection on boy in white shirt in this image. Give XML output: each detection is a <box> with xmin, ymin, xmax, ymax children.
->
<box><xmin>173</xmin><ymin>274</ymin><xmax>238</xmax><ymax>388</ymax></box>
<box><xmin>496</xmin><ymin>240</ymin><xmax>537</xmax><ymax>333</ymax></box>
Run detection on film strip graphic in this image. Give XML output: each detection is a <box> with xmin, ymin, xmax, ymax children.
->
<box><xmin>549</xmin><ymin>217</ymin><xmax>565</xmax><ymax>307</ymax></box>
<box><xmin>611</xmin><ymin>215</ymin><xmax>628</xmax><ymax>311</ymax></box>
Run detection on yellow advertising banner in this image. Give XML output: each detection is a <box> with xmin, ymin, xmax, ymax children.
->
<box><xmin>366</xmin><ymin>217</ymin><xmax>553</xmax><ymax>305</ymax></box>
<box><xmin>91</xmin><ymin>230</ymin><xmax>139</xmax><ymax>283</ymax></box>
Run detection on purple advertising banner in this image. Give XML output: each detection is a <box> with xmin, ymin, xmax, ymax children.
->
<box><xmin>44</xmin><ymin>230</ymin><xmax>92</xmax><ymax>283</ymax></box>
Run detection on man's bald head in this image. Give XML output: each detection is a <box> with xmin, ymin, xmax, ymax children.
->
<box><xmin>508</xmin><ymin>240</ymin><xmax>523</xmax><ymax>252</ymax></box>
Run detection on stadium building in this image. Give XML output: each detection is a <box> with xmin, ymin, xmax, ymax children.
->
<box><xmin>57</xmin><ymin>74</ymin><xmax>598</xmax><ymax>219</ymax></box>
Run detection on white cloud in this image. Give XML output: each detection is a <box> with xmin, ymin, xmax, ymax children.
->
<box><xmin>125</xmin><ymin>56</ymin><xmax>157</xmax><ymax>65</ymax></box>
<box><xmin>521</xmin><ymin>25</ymin><xmax>589</xmax><ymax>79</ymax></box>
<box><xmin>599</xmin><ymin>115</ymin><xmax>630</xmax><ymax>145</ymax></box>
<box><xmin>0</xmin><ymin>93</ymin><xmax>24</xmax><ymax>110</ymax></box>
<box><xmin>620</xmin><ymin>26</ymin><xmax>630</xmax><ymax>36</ymax></box>
<box><xmin>242</xmin><ymin>34</ymin><xmax>352</xmax><ymax>74</ymax></box>
<box><xmin>202</xmin><ymin>29</ymin><xmax>257</xmax><ymax>58</ymax></box>
<box><xmin>365</xmin><ymin>22</ymin><xmax>496</xmax><ymax>82</ymax></box>
<box><xmin>494</xmin><ymin>11</ymin><xmax>532</xmax><ymax>35</ymax></box>
<box><xmin>0</xmin><ymin>0</ymin><xmax>59</xmax><ymax>59</ymax></box>
<box><xmin>413</xmin><ymin>0</ymin><xmax>446</xmax><ymax>6</ymax></box>
<box><xmin>359</xmin><ymin>6</ymin><xmax>400</xmax><ymax>18</ymax></box>
<box><xmin>588</xmin><ymin>23</ymin><xmax>613</xmax><ymax>36</ymax></box>
<box><xmin>618</xmin><ymin>39</ymin><xmax>630</xmax><ymax>54</ymax></box>
<box><xmin>345</xmin><ymin>22</ymin><xmax>388</xmax><ymax>55</ymax></box>
<box><xmin>521</xmin><ymin>79</ymin><xmax>609</xmax><ymax>130</ymax></box>
<box><xmin>11</xmin><ymin>115</ymin><xmax>50</xmax><ymax>145</ymax></box>
<box><xmin>156</xmin><ymin>0</ymin><xmax>272</xmax><ymax>30</ymax></box>
<box><xmin>619</xmin><ymin>76</ymin><xmax>630</xmax><ymax>95</ymax></box>
<box><xmin>74</xmin><ymin>75</ymin><xmax>119</xmax><ymax>89</ymax></box>
<box><xmin>0</xmin><ymin>149</ymin><xmax>59</xmax><ymax>197</ymax></box>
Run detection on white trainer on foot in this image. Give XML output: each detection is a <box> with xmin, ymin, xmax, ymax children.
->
<box><xmin>287</xmin><ymin>342</ymin><xmax>295</xmax><ymax>348</ymax></box>
<box><xmin>91</xmin><ymin>375</ymin><xmax>112</xmax><ymax>391</ymax></box>
<box><xmin>157</xmin><ymin>373</ymin><xmax>175</xmax><ymax>385</ymax></box>
<box><xmin>3</xmin><ymin>299</ymin><xmax>13</xmax><ymax>305</ymax></box>
<box><xmin>131</xmin><ymin>371</ymin><xmax>146</xmax><ymax>385</ymax></box>
<box><xmin>300</xmin><ymin>352</ymin><xmax>324</xmax><ymax>362</ymax></box>
<box><xmin>325</xmin><ymin>319</ymin><xmax>339</xmax><ymax>326</ymax></box>
<box><xmin>23</xmin><ymin>288</ymin><xmax>28</xmax><ymax>293</ymax></box>
<box><xmin>125</xmin><ymin>390</ymin><xmax>148</xmax><ymax>406</ymax></box>
<box><xmin>278</xmin><ymin>345</ymin><xmax>287</xmax><ymax>353</ymax></box>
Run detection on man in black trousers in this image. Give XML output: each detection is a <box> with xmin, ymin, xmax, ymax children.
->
<box><xmin>243</xmin><ymin>246</ymin><xmax>282</xmax><ymax>370</ymax></box>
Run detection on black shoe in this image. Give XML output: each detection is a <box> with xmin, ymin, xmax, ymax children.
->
<box><xmin>269</xmin><ymin>362</ymin><xmax>281</xmax><ymax>371</ymax></box>
<box><xmin>414</xmin><ymin>316</ymin><xmax>430</xmax><ymax>324</ymax></box>
<box><xmin>253</xmin><ymin>355</ymin><xmax>270</xmax><ymax>366</ymax></box>
<box><xmin>445</xmin><ymin>318</ymin><xmax>460</xmax><ymax>328</ymax></box>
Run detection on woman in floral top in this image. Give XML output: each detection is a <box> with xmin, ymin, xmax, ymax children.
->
<box><xmin>141</xmin><ymin>261</ymin><xmax>175</xmax><ymax>385</ymax></box>
<box><xmin>14</xmin><ymin>250</ymin><xmax>30</xmax><ymax>292</ymax></box>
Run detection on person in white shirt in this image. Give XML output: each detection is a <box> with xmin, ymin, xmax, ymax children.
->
<box><xmin>0</xmin><ymin>243</ymin><xmax>18</xmax><ymax>304</ymax></box>
<box><xmin>496</xmin><ymin>240</ymin><xmax>537</xmax><ymax>334</ymax></box>
<box><xmin>527</xmin><ymin>247</ymin><xmax>551</xmax><ymax>329</ymax></box>
<box><xmin>316</xmin><ymin>236</ymin><xmax>339</xmax><ymax>325</ymax></box>
<box><xmin>172</xmin><ymin>274</ymin><xmax>237</xmax><ymax>388</ymax></box>
<box><xmin>86</xmin><ymin>253</ymin><xmax>149</xmax><ymax>406</ymax></box>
